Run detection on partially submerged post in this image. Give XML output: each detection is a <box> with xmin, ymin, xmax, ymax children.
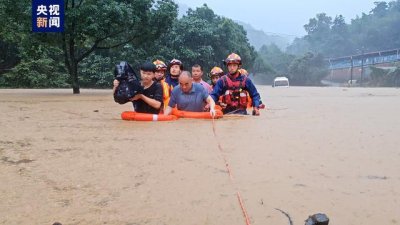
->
<box><xmin>305</xmin><ymin>213</ymin><xmax>329</xmax><ymax>225</ymax></box>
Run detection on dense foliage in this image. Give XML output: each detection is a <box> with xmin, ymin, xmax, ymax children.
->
<box><xmin>1</xmin><ymin>1</ymin><xmax>399</xmax><ymax>88</ymax></box>
<box><xmin>256</xmin><ymin>0</ymin><xmax>400</xmax><ymax>86</ymax></box>
<box><xmin>0</xmin><ymin>1</ymin><xmax>256</xmax><ymax>92</ymax></box>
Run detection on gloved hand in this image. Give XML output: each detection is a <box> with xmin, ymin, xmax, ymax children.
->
<box><xmin>252</xmin><ymin>107</ymin><xmax>260</xmax><ymax>116</ymax></box>
<box><xmin>210</xmin><ymin>108</ymin><xmax>216</xmax><ymax>118</ymax></box>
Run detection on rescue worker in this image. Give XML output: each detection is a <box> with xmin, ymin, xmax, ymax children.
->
<box><xmin>153</xmin><ymin>59</ymin><xmax>171</xmax><ymax>112</ymax></box>
<box><xmin>209</xmin><ymin>66</ymin><xmax>224</xmax><ymax>89</ymax></box>
<box><xmin>237</xmin><ymin>67</ymin><xmax>266</xmax><ymax>109</ymax></box>
<box><xmin>165</xmin><ymin>58</ymin><xmax>183</xmax><ymax>89</ymax></box>
<box><xmin>210</xmin><ymin>53</ymin><xmax>261</xmax><ymax>115</ymax></box>
<box><xmin>153</xmin><ymin>59</ymin><xmax>167</xmax><ymax>81</ymax></box>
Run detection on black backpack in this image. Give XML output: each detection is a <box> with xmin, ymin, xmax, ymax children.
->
<box><xmin>113</xmin><ymin>61</ymin><xmax>143</xmax><ymax>104</ymax></box>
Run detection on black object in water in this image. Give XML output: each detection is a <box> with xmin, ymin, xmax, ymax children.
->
<box><xmin>305</xmin><ymin>213</ymin><xmax>329</xmax><ymax>225</ymax></box>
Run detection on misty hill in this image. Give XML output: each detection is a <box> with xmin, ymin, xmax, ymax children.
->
<box><xmin>236</xmin><ymin>21</ymin><xmax>293</xmax><ymax>51</ymax></box>
<box><xmin>287</xmin><ymin>1</ymin><xmax>400</xmax><ymax>57</ymax></box>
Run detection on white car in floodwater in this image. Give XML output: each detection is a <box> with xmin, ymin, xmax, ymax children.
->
<box><xmin>272</xmin><ymin>76</ymin><xmax>289</xmax><ymax>87</ymax></box>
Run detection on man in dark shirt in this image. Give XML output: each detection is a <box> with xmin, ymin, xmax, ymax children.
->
<box><xmin>113</xmin><ymin>62</ymin><xmax>163</xmax><ymax>114</ymax></box>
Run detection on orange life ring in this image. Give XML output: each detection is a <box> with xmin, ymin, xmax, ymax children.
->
<box><xmin>172</xmin><ymin>108</ymin><xmax>223</xmax><ymax>119</ymax></box>
<box><xmin>121</xmin><ymin>111</ymin><xmax>178</xmax><ymax>121</ymax></box>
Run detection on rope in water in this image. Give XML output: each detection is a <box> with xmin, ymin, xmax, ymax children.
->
<box><xmin>211</xmin><ymin>117</ymin><xmax>252</xmax><ymax>225</ymax></box>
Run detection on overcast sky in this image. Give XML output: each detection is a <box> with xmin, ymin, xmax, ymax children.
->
<box><xmin>176</xmin><ymin>0</ymin><xmax>378</xmax><ymax>37</ymax></box>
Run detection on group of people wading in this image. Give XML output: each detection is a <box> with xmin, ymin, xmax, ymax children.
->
<box><xmin>113</xmin><ymin>53</ymin><xmax>263</xmax><ymax>117</ymax></box>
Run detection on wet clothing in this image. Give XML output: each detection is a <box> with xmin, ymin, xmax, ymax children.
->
<box><xmin>221</xmin><ymin>107</ymin><xmax>248</xmax><ymax>115</ymax></box>
<box><xmin>210</xmin><ymin>73</ymin><xmax>261</xmax><ymax>114</ymax></box>
<box><xmin>158</xmin><ymin>79</ymin><xmax>171</xmax><ymax>112</ymax></box>
<box><xmin>165</xmin><ymin>74</ymin><xmax>179</xmax><ymax>88</ymax></box>
<box><xmin>168</xmin><ymin>83</ymin><xmax>209</xmax><ymax>112</ymax></box>
<box><xmin>132</xmin><ymin>81</ymin><xmax>163</xmax><ymax>114</ymax></box>
<box><xmin>195</xmin><ymin>79</ymin><xmax>213</xmax><ymax>93</ymax></box>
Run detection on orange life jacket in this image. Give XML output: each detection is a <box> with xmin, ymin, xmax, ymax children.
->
<box><xmin>221</xmin><ymin>75</ymin><xmax>249</xmax><ymax>109</ymax></box>
<box><xmin>160</xmin><ymin>79</ymin><xmax>171</xmax><ymax>111</ymax></box>
<box><xmin>246</xmin><ymin>91</ymin><xmax>252</xmax><ymax>108</ymax></box>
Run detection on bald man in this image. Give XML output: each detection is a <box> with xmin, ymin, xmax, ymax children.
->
<box><xmin>164</xmin><ymin>71</ymin><xmax>216</xmax><ymax>117</ymax></box>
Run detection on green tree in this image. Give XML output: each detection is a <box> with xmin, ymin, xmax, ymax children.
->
<box><xmin>287</xmin><ymin>13</ymin><xmax>333</xmax><ymax>56</ymax></box>
<box><xmin>287</xmin><ymin>52</ymin><xmax>328</xmax><ymax>86</ymax></box>
<box><xmin>1</xmin><ymin>41</ymin><xmax>68</xmax><ymax>88</ymax></box>
<box><xmin>371</xmin><ymin>1</ymin><xmax>388</xmax><ymax>17</ymax></box>
<box><xmin>304</xmin><ymin>13</ymin><xmax>332</xmax><ymax>35</ymax></box>
<box><xmin>1</xmin><ymin>1</ymin><xmax>258</xmax><ymax>88</ymax></box>
<box><xmin>217</xmin><ymin>18</ymin><xmax>256</xmax><ymax>70</ymax></box>
<box><xmin>369</xmin><ymin>65</ymin><xmax>400</xmax><ymax>87</ymax></box>
<box><xmin>251</xmin><ymin>55</ymin><xmax>275</xmax><ymax>84</ymax></box>
<box><xmin>286</xmin><ymin>37</ymin><xmax>311</xmax><ymax>55</ymax></box>
<box><xmin>0</xmin><ymin>0</ymin><xmax>21</xmax><ymax>77</ymax></box>
<box><xmin>0</xmin><ymin>30</ymin><xmax>69</xmax><ymax>88</ymax></box>
<box><xmin>360</xmin><ymin>1</ymin><xmax>400</xmax><ymax>50</ymax></box>
<box><xmin>78</xmin><ymin>53</ymin><xmax>116</xmax><ymax>88</ymax></box>
<box><xmin>1</xmin><ymin>0</ymin><xmax>177</xmax><ymax>93</ymax></box>
<box><xmin>0</xmin><ymin>39</ymin><xmax>19</xmax><ymax>75</ymax></box>
<box><xmin>288</xmin><ymin>0</ymin><xmax>400</xmax><ymax>57</ymax></box>
<box><xmin>392</xmin><ymin>66</ymin><xmax>400</xmax><ymax>87</ymax></box>
<box><xmin>61</xmin><ymin>0</ymin><xmax>177</xmax><ymax>93</ymax></box>
<box><xmin>328</xmin><ymin>15</ymin><xmax>353</xmax><ymax>56</ymax></box>
<box><xmin>155</xmin><ymin>4</ymin><xmax>256</xmax><ymax>75</ymax></box>
<box><xmin>258</xmin><ymin>43</ymin><xmax>295</xmax><ymax>75</ymax></box>
<box><xmin>304</xmin><ymin>13</ymin><xmax>332</xmax><ymax>54</ymax></box>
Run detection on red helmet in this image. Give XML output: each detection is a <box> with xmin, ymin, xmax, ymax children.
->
<box><xmin>238</xmin><ymin>68</ymin><xmax>248</xmax><ymax>76</ymax></box>
<box><xmin>224</xmin><ymin>53</ymin><xmax>242</xmax><ymax>65</ymax></box>
<box><xmin>209</xmin><ymin>66</ymin><xmax>224</xmax><ymax>78</ymax></box>
<box><xmin>153</xmin><ymin>60</ymin><xmax>167</xmax><ymax>71</ymax></box>
<box><xmin>169</xmin><ymin>58</ymin><xmax>184</xmax><ymax>70</ymax></box>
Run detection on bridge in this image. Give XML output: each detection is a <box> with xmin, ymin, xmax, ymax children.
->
<box><xmin>329</xmin><ymin>48</ymin><xmax>400</xmax><ymax>70</ymax></box>
<box><xmin>326</xmin><ymin>48</ymin><xmax>400</xmax><ymax>85</ymax></box>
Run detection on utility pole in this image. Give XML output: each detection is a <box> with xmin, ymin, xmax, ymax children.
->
<box><xmin>360</xmin><ymin>47</ymin><xmax>365</xmax><ymax>87</ymax></box>
<box><xmin>350</xmin><ymin>56</ymin><xmax>353</xmax><ymax>86</ymax></box>
<box><xmin>329</xmin><ymin>59</ymin><xmax>333</xmax><ymax>83</ymax></box>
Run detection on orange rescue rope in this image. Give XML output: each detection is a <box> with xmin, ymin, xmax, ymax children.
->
<box><xmin>211</xmin><ymin>118</ymin><xmax>252</xmax><ymax>225</ymax></box>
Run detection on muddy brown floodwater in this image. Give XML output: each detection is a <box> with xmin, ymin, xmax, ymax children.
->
<box><xmin>0</xmin><ymin>87</ymin><xmax>399</xmax><ymax>225</ymax></box>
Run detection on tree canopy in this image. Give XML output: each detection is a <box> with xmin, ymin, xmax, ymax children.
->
<box><xmin>0</xmin><ymin>1</ymin><xmax>256</xmax><ymax>92</ymax></box>
<box><xmin>262</xmin><ymin>1</ymin><xmax>400</xmax><ymax>86</ymax></box>
<box><xmin>287</xmin><ymin>1</ymin><xmax>400</xmax><ymax>57</ymax></box>
<box><xmin>2</xmin><ymin>1</ymin><xmax>398</xmax><ymax>88</ymax></box>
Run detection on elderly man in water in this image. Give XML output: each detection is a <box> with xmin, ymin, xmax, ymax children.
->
<box><xmin>164</xmin><ymin>71</ymin><xmax>216</xmax><ymax>117</ymax></box>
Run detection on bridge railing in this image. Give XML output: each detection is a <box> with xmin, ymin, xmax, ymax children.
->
<box><xmin>329</xmin><ymin>48</ymin><xmax>400</xmax><ymax>70</ymax></box>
